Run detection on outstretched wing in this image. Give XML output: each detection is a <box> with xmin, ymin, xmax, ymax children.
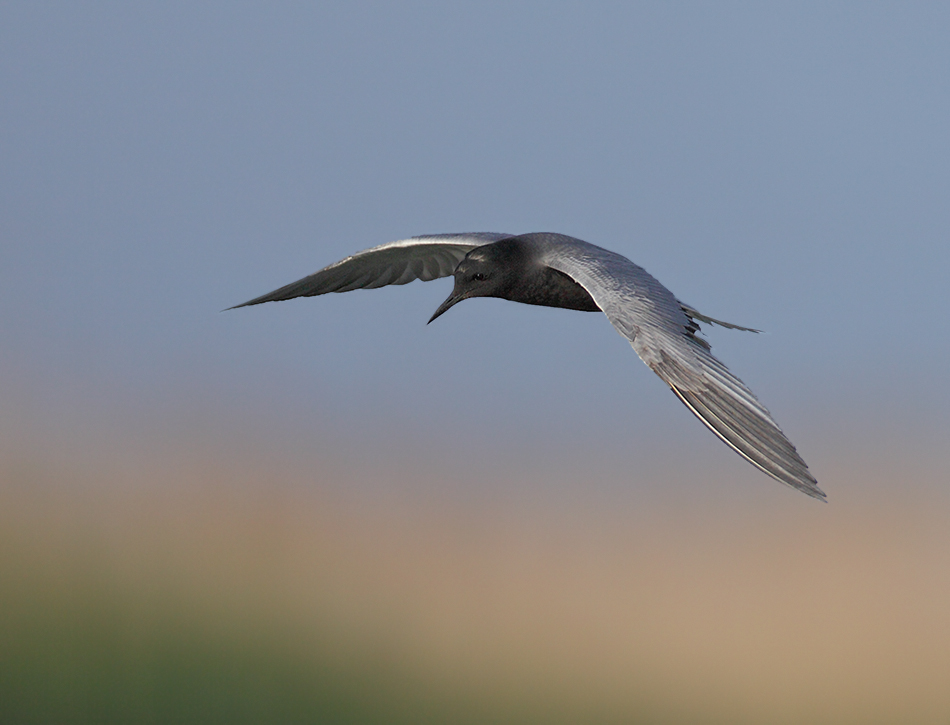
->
<box><xmin>230</xmin><ymin>233</ymin><xmax>513</xmax><ymax>309</ymax></box>
<box><xmin>540</xmin><ymin>235</ymin><xmax>824</xmax><ymax>500</ymax></box>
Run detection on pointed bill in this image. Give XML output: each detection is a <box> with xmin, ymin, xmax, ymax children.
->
<box><xmin>428</xmin><ymin>288</ymin><xmax>466</xmax><ymax>324</ymax></box>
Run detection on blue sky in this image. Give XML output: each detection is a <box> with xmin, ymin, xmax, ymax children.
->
<box><xmin>2</xmin><ymin>2</ymin><xmax>948</xmax><ymax>504</ymax></box>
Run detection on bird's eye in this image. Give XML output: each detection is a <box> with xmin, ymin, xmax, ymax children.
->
<box><xmin>472</xmin><ymin>273</ymin><xmax>487</xmax><ymax>281</ymax></box>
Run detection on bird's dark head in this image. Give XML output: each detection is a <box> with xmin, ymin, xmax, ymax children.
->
<box><xmin>428</xmin><ymin>240</ymin><xmax>525</xmax><ymax>323</ymax></box>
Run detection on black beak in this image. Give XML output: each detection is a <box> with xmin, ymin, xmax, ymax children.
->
<box><xmin>428</xmin><ymin>288</ymin><xmax>466</xmax><ymax>324</ymax></box>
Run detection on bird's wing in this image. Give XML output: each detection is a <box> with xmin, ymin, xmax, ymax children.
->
<box><xmin>541</xmin><ymin>237</ymin><xmax>823</xmax><ymax>500</ymax></box>
<box><xmin>230</xmin><ymin>233</ymin><xmax>513</xmax><ymax>309</ymax></box>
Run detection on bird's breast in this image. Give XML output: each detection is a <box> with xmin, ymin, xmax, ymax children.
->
<box><xmin>502</xmin><ymin>266</ymin><xmax>601</xmax><ymax>312</ymax></box>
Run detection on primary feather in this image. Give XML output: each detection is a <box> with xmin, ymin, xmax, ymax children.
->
<box><xmin>229</xmin><ymin>233</ymin><xmax>512</xmax><ymax>308</ymax></box>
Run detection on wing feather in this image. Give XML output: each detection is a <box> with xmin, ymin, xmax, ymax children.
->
<box><xmin>229</xmin><ymin>233</ymin><xmax>512</xmax><ymax>308</ymax></box>
<box><xmin>539</xmin><ymin>234</ymin><xmax>824</xmax><ymax>500</ymax></box>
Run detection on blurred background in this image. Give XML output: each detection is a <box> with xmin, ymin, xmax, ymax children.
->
<box><xmin>2</xmin><ymin>2</ymin><xmax>949</xmax><ymax>722</ymax></box>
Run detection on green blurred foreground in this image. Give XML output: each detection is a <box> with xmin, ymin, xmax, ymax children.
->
<box><xmin>0</xmin><ymin>513</ymin><xmax>638</xmax><ymax>724</ymax></box>
<box><xmin>3</xmin><ymin>584</ymin><xmax>427</xmax><ymax>725</ymax></box>
<box><xmin>0</xmin><ymin>481</ymin><xmax>655</xmax><ymax>724</ymax></box>
<box><xmin>2</xmin><ymin>445</ymin><xmax>949</xmax><ymax>724</ymax></box>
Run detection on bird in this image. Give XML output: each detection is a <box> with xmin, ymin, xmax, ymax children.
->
<box><xmin>231</xmin><ymin>232</ymin><xmax>824</xmax><ymax>501</ymax></box>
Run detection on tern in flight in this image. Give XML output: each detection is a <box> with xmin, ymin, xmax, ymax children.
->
<box><xmin>232</xmin><ymin>232</ymin><xmax>824</xmax><ymax>500</ymax></box>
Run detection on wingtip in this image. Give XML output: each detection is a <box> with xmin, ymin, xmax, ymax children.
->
<box><xmin>222</xmin><ymin>301</ymin><xmax>251</xmax><ymax>312</ymax></box>
<box><xmin>667</xmin><ymin>382</ymin><xmax>826</xmax><ymax>502</ymax></box>
<box><xmin>225</xmin><ymin>293</ymin><xmax>279</xmax><ymax>310</ymax></box>
<box><xmin>791</xmin><ymin>468</ymin><xmax>826</xmax><ymax>502</ymax></box>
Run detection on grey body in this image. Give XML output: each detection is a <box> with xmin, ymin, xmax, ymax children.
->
<box><xmin>232</xmin><ymin>232</ymin><xmax>824</xmax><ymax>501</ymax></box>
